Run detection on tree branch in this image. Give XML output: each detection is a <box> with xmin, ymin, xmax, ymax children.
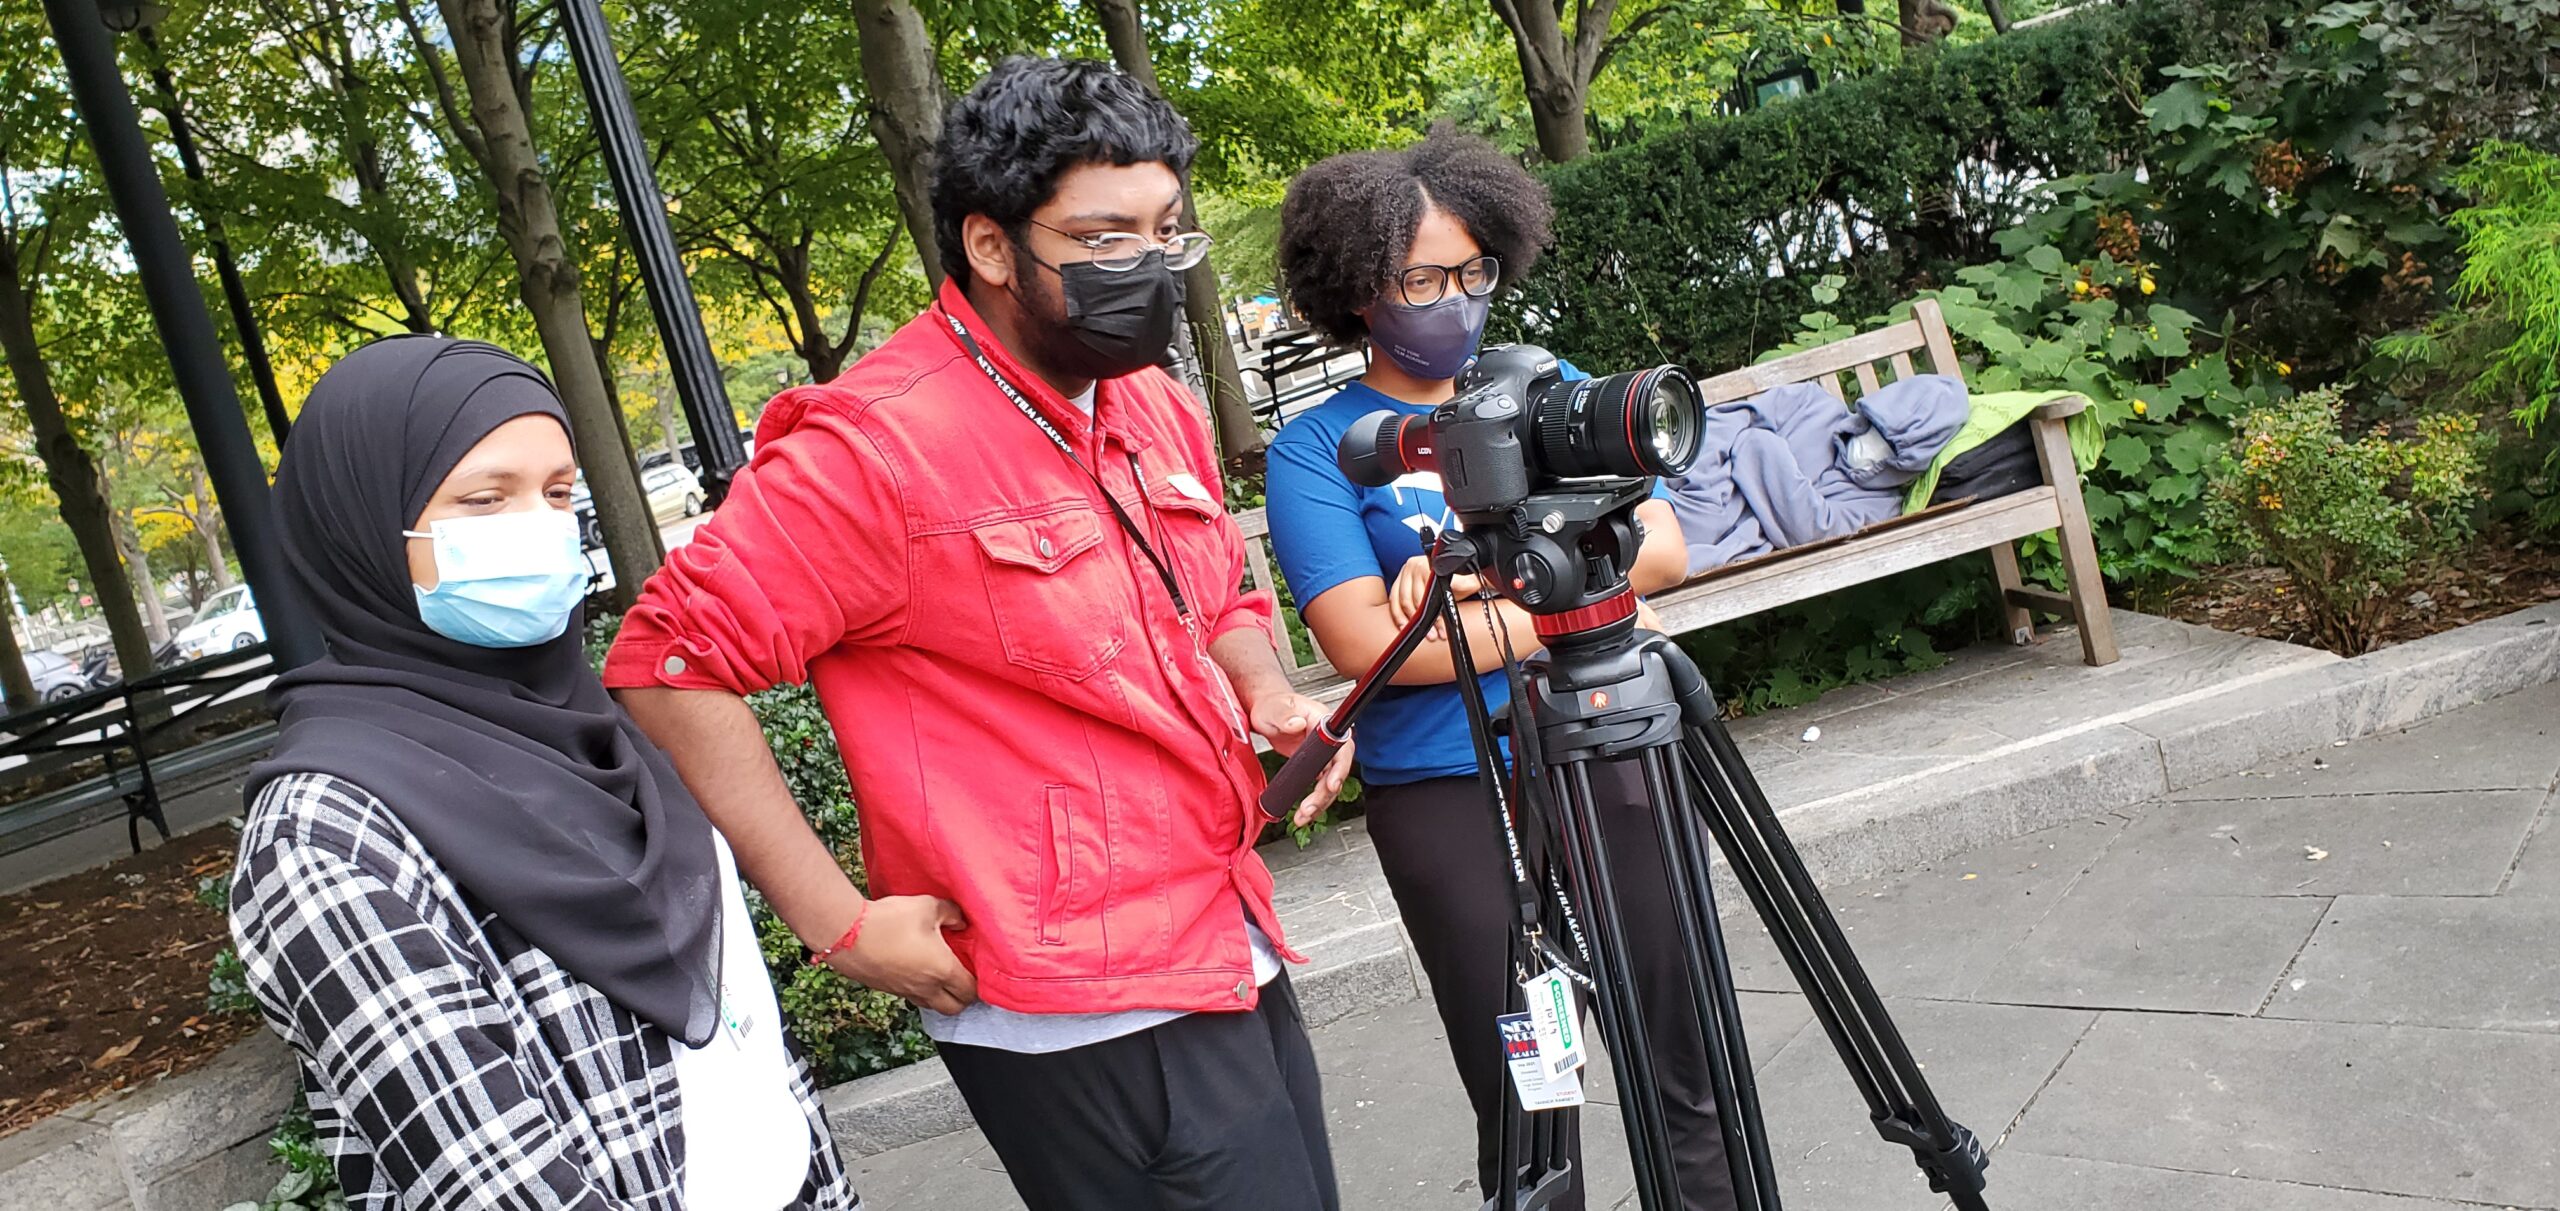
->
<box><xmin>833</xmin><ymin>230</ymin><xmax>902</xmax><ymax>362</ymax></box>
<box><xmin>392</xmin><ymin>0</ymin><xmax>491</xmax><ymax>173</ymax></box>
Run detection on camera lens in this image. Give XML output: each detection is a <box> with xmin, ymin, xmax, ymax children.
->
<box><xmin>1531</xmin><ymin>366</ymin><xmax>1702</xmax><ymax>480</ymax></box>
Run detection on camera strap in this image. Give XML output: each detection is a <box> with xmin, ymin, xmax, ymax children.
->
<box><xmin>942</xmin><ymin>310</ymin><xmax>1194</xmax><ymax>625</ymax></box>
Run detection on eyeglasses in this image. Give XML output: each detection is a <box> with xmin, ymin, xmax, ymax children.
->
<box><xmin>1396</xmin><ymin>254</ymin><xmax>1502</xmax><ymax>307</ymax></box>
<box><xmin>1027</xmin><ymin>219</ymin><xmax>1215</xmax><ymax>272</ymax></box>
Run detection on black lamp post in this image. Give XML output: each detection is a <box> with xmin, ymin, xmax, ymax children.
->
<box><xmin>93</xmin><ymin>2</ymin><xmax>291</xmax><ymax>447</ymax></box>
<box><xmin>43</xmin><ymin>0</ymin><xmax>317</xmax><ymax>667</ymax></box>
<box><xmin>128</xmin><ymin>22</ymin><xmax>293</xmax><ymax>444</ymax></box>
<box><xmin>557</xmin><ymin>0</ymin><xmax>747</xmax><ymax>505</ymax></box>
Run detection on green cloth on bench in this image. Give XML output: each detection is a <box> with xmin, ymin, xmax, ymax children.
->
<box><xmin>1903</xmin><ymin>390</ymin><xmax>2101</xmax><ymax>513</ymax></box>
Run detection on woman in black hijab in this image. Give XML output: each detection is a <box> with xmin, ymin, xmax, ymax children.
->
<box><xmin>228</xmin><ymin>335</ymin><xmax>860</xmax><ymax>1211</ymax></box>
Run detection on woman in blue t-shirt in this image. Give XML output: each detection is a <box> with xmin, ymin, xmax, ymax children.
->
<box><xmin>1265</xmin><ymin>126</ymin><xmax>1736</xmax><ymax>1211</ymax></box>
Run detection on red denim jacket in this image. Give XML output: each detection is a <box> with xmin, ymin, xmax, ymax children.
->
<box><xmin>604</xmin><ymin>282</ymin><xmax>1293</xmax><ymax>1016</ymax></box>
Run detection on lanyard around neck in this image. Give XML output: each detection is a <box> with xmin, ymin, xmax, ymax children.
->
<box><xmin>941</xmin><ymin>310</ymin><xmax>1194</xmax><ymax>623</ymax></box>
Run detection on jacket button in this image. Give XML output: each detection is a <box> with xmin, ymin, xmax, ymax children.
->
<box><xmin>1037</xmin><ymin>536</ymin><xmax>1054</xmax><ymax>558</ymax></box>
<box><xmin>663</xmin><ymin>656</ymin><xmax>687</xmax><ymax>676</ymax></box>
<box><xmin>1234</xmin><ymin>979</ymin><xmax>1251</xmax><ymax>1000</ymax></box>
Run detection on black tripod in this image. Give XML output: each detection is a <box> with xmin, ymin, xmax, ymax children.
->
<box><xmin>1262</xmin><ymin>528</ymin><xmax>1991</xmax><ymax>1211</ymax></box>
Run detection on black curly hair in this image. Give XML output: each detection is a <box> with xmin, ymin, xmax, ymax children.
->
<box><xmin>1277</xmin><ymin>124</ymin><xmax>1555</xmax><ymax>346</ymax></box>
<box><xmin>929</xmin><ymin>57</ymin><xmax>1199</xmax><ymax>288</ymax></box>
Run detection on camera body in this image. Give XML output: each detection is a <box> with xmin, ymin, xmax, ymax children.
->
<box><xmin>1336</xmin><ymin>345</ymin><xmax>1702</xmax><ymax>619</ymax></box>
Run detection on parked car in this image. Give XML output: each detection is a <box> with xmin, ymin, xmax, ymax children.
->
<box><xmin>642</xmin><ymin>461</ymin><xmax>706</xmax><ymax>523</ymax></box>
<box><xmin>172</xmin><ymin>584</ymin><xmax>264</xmax><ymax>659</ymax></box>
<box><xmin>568</xmin><ymin>461</ymin><xmax>707</xmax><ymax>550</ymax></box>
<box><xmin>24</xmin><ymin>650</ymin><xmax>87</xmax><ymax>702</ymax></box>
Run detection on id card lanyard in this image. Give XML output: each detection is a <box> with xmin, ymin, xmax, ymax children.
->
<box><xmin>942</xmin><ymin>311</ymin><xmax>1248</xmax><ymax>741</ymax></box>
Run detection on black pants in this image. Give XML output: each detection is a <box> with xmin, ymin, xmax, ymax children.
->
<box><xmin>939</xmin><ymin>971</ymin><xmax>1339</xmax><ymax>1211</ymax></box>
<box><xmin>1366</xmin><ymin>762</ymin><xmax>1740</xmax><ymax>1211</ymax></box>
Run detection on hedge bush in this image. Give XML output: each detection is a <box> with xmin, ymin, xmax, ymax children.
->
<box><xmin>1506</xmin><ymin>0</ymin><xmax>2252</xmax><ymax>379</ymax></box>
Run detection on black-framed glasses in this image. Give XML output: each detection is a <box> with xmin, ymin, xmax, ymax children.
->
<box><xmin>1026</xmin><ymin>219</ymin><xmax>1215</xmax><ymax>271</ymax></box>
<box><xmin>1396</xmin><ymin>254</ymin><xmax>1502</xmax><ymax>307</ymax></box>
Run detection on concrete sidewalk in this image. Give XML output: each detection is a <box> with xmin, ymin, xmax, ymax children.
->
<box><xmin>852</xmin><ymin>680</ymin><xmax>2560</xmax><ymax>1210</ymax></box>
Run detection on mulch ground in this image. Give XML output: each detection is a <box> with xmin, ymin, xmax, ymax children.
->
<box><xmin>2144</xmin><ymin>529</ymin><xmax>2560</xmax><ymax>652</ymax></box>
<box><xmin>0</xmin><ymin>825</ymin><xmax>257</xmax><ymax>1139</ymax></box>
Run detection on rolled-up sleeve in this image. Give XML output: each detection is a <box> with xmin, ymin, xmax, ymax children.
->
<box><xmin>604</xmin><ymin>404</ymin><xmax>909</xmax><ymax>696</ymax></box>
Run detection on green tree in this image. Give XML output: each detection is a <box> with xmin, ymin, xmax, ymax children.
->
<box><xmin>0</xmin><ymin>8</ymin><xmax>161</xmax><ymax>687</ymax></box>
<box><xmin>631</xmin><ymin>0</ymin><xmax>919</xmax><ymax>384</ymax></box>
<box><xmin>393</xmin><ymin>0</ymin><xmax>664</xmax><ymax>606</ymax></box>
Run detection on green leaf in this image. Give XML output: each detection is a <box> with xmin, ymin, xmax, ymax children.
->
<box><xmin>1991</xmin><ymin>266</ymin><xmax>2048</xmax><ymax>311</ymax></box>
<box><xmin>2023</xmin><ymin>244</ymin><xmax>2068</xmax><ymax>276</ymax></box>
<box><xmin>1969</xmin><ymin>320</ymin><xmax>2029</xmax><ymax>360</ymax></box>
<box><xmin>2316</xmin><ymin>214</ymin><xmax>2370</xmax><ymax>263</ymax></box>
<box><xmin>2145</xmin><ymin>81</ymin><xmax>2213</xmax><ymax>133</ymax></box>
<box><xmin>2160</xmin><ymin>425</ymin><xmax>2222</xmax><ymax>474</ymax></box>
<box><xmin>2103</xmin><ymin>434</ymin><xmax>2152</xmax><ymax>475</ymax></box>
<box><xmin>2147</xmin><ymin>472</ymin><xmax>2199</xmax><ymax>503</ymax></box>
<box><xmin>2145</xmin><ymin>305</ymin><xmax>2199</xmax><ymax>359</ymax></box>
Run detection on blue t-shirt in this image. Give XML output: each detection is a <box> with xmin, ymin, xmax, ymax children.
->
<box><xmin>1265</xmin><ymin>369</ymin><xmax>1669</xmax><ymax>786</ymax></box>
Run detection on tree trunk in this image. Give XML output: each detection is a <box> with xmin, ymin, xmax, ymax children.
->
<box><xmin>433</xmin><ymin>0</ymin><xmax>662</xmax><ymax>608</ymax></box>
<box><xmin>111</xmin><ymin>509</ymin><xmax>171</xmax><ymax>646</ymax></box>
<box><xmin>1489</xmin><ymin>0</ymin><xmax>1611</xmax><ymax>163</ymax></box>
<box><xmin>0</xmin><ymin>230</ymin><xmax>160</xmax><ymax>689</ymax></box>
<box><xmin>195</xmin><ymin>463</ymin><xmax>234</xmax><ymax>592</ymax></box>
<box><xmin>655</xmin><ymin>378</ymin><xmax>683</xmax><ymax>467</ymax></box>
<box><xmin>1091</xmin><ymin>0</ymin><xmax>1266</xmax><ymax>466</ymax></box>
<box><xmin>852</xmin><ymin>0</ymin><xmax>946</xmax><ymax>289</ymax></box>
<box><xmin>0</xmin><ymin>569</ymin><xmax>38</xmax><ymax>715</ymax></box>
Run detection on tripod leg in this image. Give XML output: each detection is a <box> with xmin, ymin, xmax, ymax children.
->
<box><xmin>1633</xmin><ymin>747</ymin><xmax>1778</xmax><ymax>1211</ymax></box>
<box><xmin>1640</xmin><ymin>747</ymin><xmax>1784</xmax><ymax>1211</ymax></box>
<box><xmin>1678</xmin><ymin>726</ymin><xmax>1991</xmax><ymax>1210</ymax></box>
<box><xmin>1548</xmin><ymin>761</ymin><xmax>1681</xmax><ymax>1211</ymax></box>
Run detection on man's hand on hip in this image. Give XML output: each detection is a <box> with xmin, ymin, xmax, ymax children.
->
<box><xmin>829</xmin><ymin>895</ymin><xmax>978</xmax><ymax>1016</ymax></box>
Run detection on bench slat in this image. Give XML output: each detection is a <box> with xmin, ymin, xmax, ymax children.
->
<box><xmin>1694</xmin><ymin>319</ymin><xmax>1926</xmax><ymax>405</ymax></box>
<box><xmin>1853</xmin><ymin>361</ymin><xmax>1883</xmax><ymax>396</ymax></box>
<box><xmin>1650</xmin><ymin>489</ymin><xmax>2066</xmax><ymax>635</ymax></box>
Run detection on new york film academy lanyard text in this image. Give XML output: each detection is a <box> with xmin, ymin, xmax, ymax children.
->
<box><xmin>943</xmin><ymin>311</ymin><xmax>1247</xmax><ymax>738</ymax></box>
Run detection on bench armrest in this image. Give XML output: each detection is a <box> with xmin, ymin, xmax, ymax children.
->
<box><xmin>2031</xmin><ymin>393</ymin><xmax>2090</xmax><ymax>420</ymax></box>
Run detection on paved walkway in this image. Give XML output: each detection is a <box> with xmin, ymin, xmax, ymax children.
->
<box><xmin>853</xmin><ymin>680</ymin><xmax>2560</xmax><ymax>1210</ymax></box>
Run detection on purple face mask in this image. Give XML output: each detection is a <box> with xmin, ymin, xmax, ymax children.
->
<box><xmin>1366</xmin><ymin>291</ymin><xmax>1492</xmax><ymax>382</ymax></box>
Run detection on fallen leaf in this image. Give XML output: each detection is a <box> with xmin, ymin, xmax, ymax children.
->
<box><xmin>2305</xmin><ymin>846</ymin><xmax>2330</xmax><ymax>861</ymax></box>
<box><xmin>90</xmin><ymin>1037</ymin><xmax>142</xmax><ymax>1068</ymax></box>
<box><xmin>1961</xmin><ymin>873</ymin><xmax>1978</xmax><ymax>881</ymax></box>
<box><xmin>32</xmin><ymin>902</ymin><xmax>60</xmax><ymax>910</ymax></box>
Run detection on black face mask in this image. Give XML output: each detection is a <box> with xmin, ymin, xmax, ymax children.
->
<box><xmin>1015</xmin><ymin>244</ymin><xmax>1187</xmax><ymax>381</ymax></box>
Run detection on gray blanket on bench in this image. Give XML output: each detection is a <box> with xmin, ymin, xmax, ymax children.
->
<box><xmin>1664</xmin><ymin>374</ymin><xmax>1968</xmax><ymax>577</ymax></box>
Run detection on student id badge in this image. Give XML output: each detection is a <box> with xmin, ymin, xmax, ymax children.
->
<box><xmin>1522</xmin><ymin>967</ymin><xmax>1587</xmax><ymax>1079</ymax></box>
<box><xmin>1500</xmin><ymin>1013</ymin><xmax>1585</xmax><ymax>1111</ymax></box>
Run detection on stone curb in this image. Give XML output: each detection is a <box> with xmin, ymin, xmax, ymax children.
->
<box><xmin>0</xmin><ymin>1033</ymin><xmax>297</xmax><ymax>1211</ymax></box>
<box><xmin>11</xmin><ymin>605</ymin><xmax>2553</xmax><ymax>1181</ymax></box>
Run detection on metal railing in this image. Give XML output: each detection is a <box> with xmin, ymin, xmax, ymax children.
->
<box><xmin>0</xmin><ymin>643</ymin><xmax>277</xmax><ymax>857</ymax></box>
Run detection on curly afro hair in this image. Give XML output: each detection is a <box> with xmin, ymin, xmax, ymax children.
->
<box><xmin>1277</xmin><ymin>124</ymin><xmax>1555</xmax><ymax>346</ymax></box>
<box><xmin>929</xmin><ymin>57</ymin><xmax>1198</xmax><ymax>288</ymax></box>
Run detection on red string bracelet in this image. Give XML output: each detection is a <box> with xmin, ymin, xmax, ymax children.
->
<box><xmin>807</xmin><ymin>902</ymin><xmax>871</xmax><ymax>968</ymax></box>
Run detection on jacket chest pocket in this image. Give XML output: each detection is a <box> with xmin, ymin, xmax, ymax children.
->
<box><xmin>1140</xmin><ymin>475</ymin><xmax>1230</xmax><ymax>587</ymax></box>
<box><xmin>974</xmin><ymin>508</ymin><xmax>1127</xmax><ymax>680</ymax></box>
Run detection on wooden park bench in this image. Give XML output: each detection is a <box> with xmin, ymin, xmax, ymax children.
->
<box><xmin>1236</xmin><ymin>298</ymin><xmax>2119</xmax><ymax>703</ymax></box>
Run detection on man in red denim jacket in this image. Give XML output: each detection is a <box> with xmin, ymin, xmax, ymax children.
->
<box><xmin>606</xmin><ymin>57</ymin><xmax>1354</xmax><ymax>1210</ymax></box>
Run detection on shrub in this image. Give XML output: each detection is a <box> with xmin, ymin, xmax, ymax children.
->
<box><xmin>1510</xmin><ymin>0</ymin><xmax>2226</xmax><ymax>377</ymax></box>
<box><xmin>2207</xmin><ymin>390</ymin><xmax>2485</xmax><ymax>654</ymax></box>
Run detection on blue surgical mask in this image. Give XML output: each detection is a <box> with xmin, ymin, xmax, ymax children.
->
<box><xmin>1366</xmin><ymin>291</ymin><xmax>1492</xmax><ymax>381</ymax></box>
<box><xmin>405</xmin><ymin>508</ymin><xmax>588</xmax><ymax>648</ymax></box>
